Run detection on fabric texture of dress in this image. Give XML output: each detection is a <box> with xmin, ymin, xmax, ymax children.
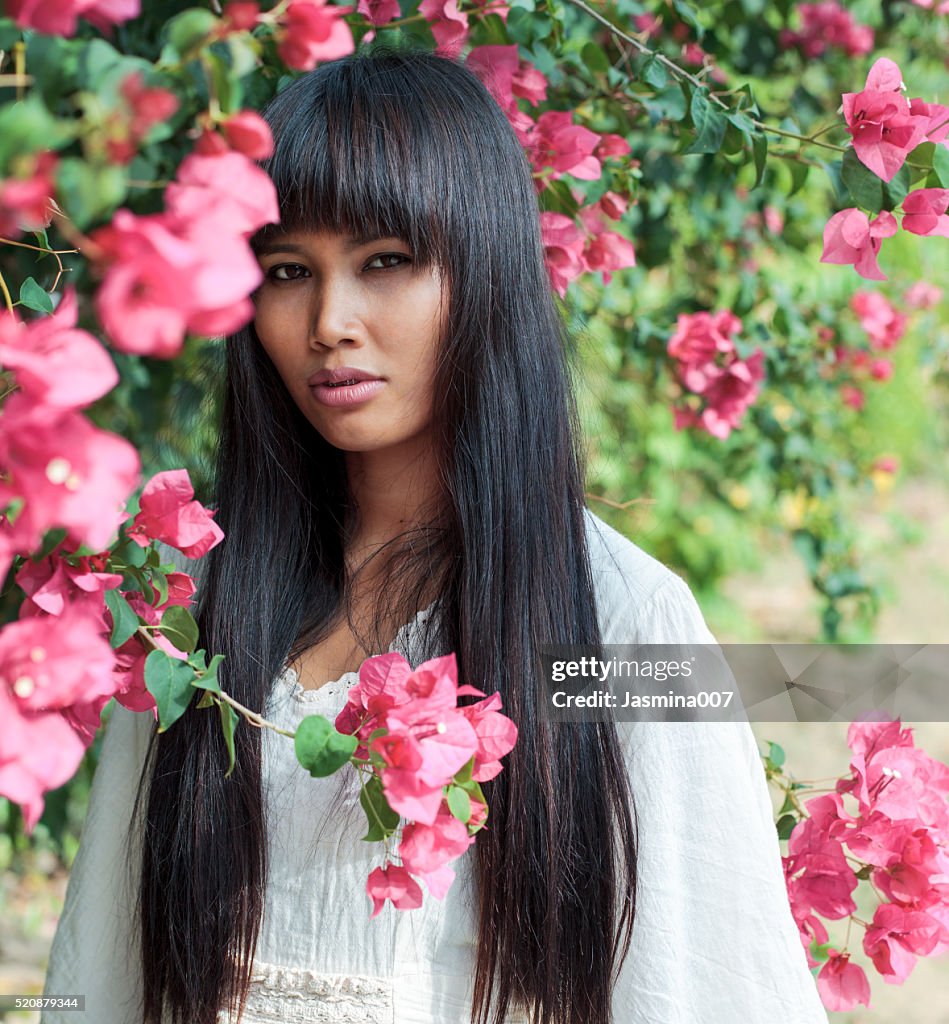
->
<box><xmin>41</xmin><ymin>508</ymin><xmax>829</xmax><ymax>1023</ymax></box>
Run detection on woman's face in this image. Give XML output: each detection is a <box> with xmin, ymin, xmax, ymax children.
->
<box><xmin>252</xmin><ymin>228</ymin><xmax>448</xmax><ymax>456</ymax></box>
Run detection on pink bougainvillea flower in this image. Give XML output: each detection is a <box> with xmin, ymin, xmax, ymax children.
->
<box><xmin>366</xmin><ymin>862</ymin><xmax>424</xmax><ymax>917</ymax></box>
<box><xmin>908</xmin><ymin>96</ymin><xmax>949</xmax><ymax>145</ymax></box>
<box><xmin>0</xmin><ymin>606</ymin><xmax>116</xmax><ymax>711</ymax></box>
<box><xmin>458</xmin><ymin>690</ymin><xmax>519</xmax><ymax>782</ymax></box>
<box><xmin>164</xmin><ymin>151</ymin><xmax>279</xmax><ymax>240</ymax></box>
<box><xmin>820</xmin><ymin>208</ymin><xmax>898</xmax><ymax>280</ymax></box>
<box><xmin>15</xmin><ymin>551</ymin><xmax>122</xmax><ymax>619</ymax></box>
<box><xmin>375</xmin><ymin>708</ymin><xmax>479</xmax><ymax>825</ymax></box>
<box><xmin>119</xmin><ymin>71</ymin><xmax>178</xmax><ymax>141</ymax></box>
<box><xmin>129</xmin><ymin>468</ymin><xmax>224</xmax><ymax>559</ymax></box>
<box><xmin>784</xmin><ymin>817</ymin><xmax>859</xmax><ymax>921</ymax></box>
<box><xmin>532</xmin><ymin>110</ymin><xmax>602</xmax><ymax>181</ymax></box>
<box><xmin>220</xmin><ymin>111</ymin><xmax>276</xmax><ymax>160</ymax></box>
<box><xmin>688</xmin><ymin>352</ymin><xmax>766</xmax><ymax>440</ymax></box>
<box><xmin>276</xmin><ymin>0</ymin><xmax>355</xmax><ymax>70</ymax></box>
<box><xmin>0</xmin><ymin>289</ymin><xmax>118</xmax><ymax>409</ymax></box>
<box><xmin>849</xmin><ymin>291</ymin><xmax>908</xmax><ymax>350</ymax></box>
<box><xmin>357</xmin><ymin>0</ymin><xmax>400</xmax><ymax>25</ymax></box>
<box><xmin>779</xmin><ymin>2</ymin><xmax>873</xmax><ymax>59</ymax></box>
<box><xmin>864</xmin><ymin>903</ymin><xmax>949</xmax><ymax>983</ymax></box>
<box><xmin>91</xmin><ymin>168</ymin><xmax>272</xmax><ymax>356</ymax></box>
<box><xmin>900</xmin><ymin>188</ymin><xmax>949</xmax><ymax>237</ymax></box>
<box><xmin>419</xmin><ymin>0</ymin><xmax>468</xmax><ymax>55</ymax></box>
<box><xmin>0</xmin><ymin>392</ymin><xmax>140</xmax><ymax>555</ymax></box>
<box><xmin>6</xmin><ymin>0</ymin><xmax>140</xmax><ymax>37</ymax></box>
<box><xmin>817</xmin><ymin>950</ymin><xmax>871</xmax><ymax>1011</ymax></box>
<box><xmin>582</xmin><ymin>229</ymin><xmax>636</xmax><ymax>286</ymax></box>
<box><xmin>0</xmin><ymin>151</ymin><xmax>57</xmax><ymax>239</ymax></box>
<box><xmin>540</xmin><ymin>212</ymin><xmax>587</xmax><ymax>297</ymax></box>
<box><xmin>90</xmin><ymin>208</ymin><xmax>200</xmax><ymax>356</ymax></box>
<box><xmin>399</xmin><ymin>807</ymin><xmax>474</xmax><ymax>877</ymax></box>
<box><xmin>0</xmin><ymin>684</ymin><xmax>89</xmax><ymax>833</ymax></box>
<box><xmin>221</xmin><ymin>1</ymin><xmax>260</xmax><ymax>32</ymax></box>
<box><xmin>667</xmin><ymin>310</ymin><xmax>741</xmax><ymax>367</ymax></box>
<box><xmin>596</xmin><ymin>133</ymin><xmax>631</xmax><ymax>158</ymax></box>
<box><xmin>903</xmin><ymin>281</ymin><xmax>943</xmax><ymax>308</ymax></box>
<box><xmin>842</xmin><ymin>58</ymin><xmax>930</xmax><ymax>182</ymax></box>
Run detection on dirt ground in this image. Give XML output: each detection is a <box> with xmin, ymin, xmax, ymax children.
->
<box><xmin>2</xmin><ymin>479</ymin><xmax>948</xmax><ymax>1023</ymax></box>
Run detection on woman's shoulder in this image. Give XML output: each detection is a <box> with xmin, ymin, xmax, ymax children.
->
<box><xmin>581</xmin><ymin>506</ymin><xmax>715</xmax><ymax>645</ymax></box>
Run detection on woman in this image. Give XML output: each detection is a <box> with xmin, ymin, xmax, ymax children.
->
<box><xmin>42</xmin><ymin>45</ymin><xmax>829</xmax><ymax>1024</ymax></box>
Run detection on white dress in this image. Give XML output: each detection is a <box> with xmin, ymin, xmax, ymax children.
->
<box><xmin>41</xmin><ymin>508</ymin><xmax>829</xmax><ymax>1024</ymax></box>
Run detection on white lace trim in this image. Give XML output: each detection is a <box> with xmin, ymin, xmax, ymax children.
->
<box><xmin>276</xmin><ymin>602</ymin><xmax>438</xmax><ymax>705</ymax></box>
<box><xmin>217</xmin><ymin>961</ymin><xmax>392</xmax><ymax>1023</ymax></box>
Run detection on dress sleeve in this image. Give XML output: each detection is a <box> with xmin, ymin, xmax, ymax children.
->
<box><xmin>603</xmin><ymin>573</ymin><xmax>830</xmax><ymax>1023</ymax></box>
<box><xmin>41</xmin><ymin>703</ymin><xmax>154</xmax><ymax>1024</ymax></box>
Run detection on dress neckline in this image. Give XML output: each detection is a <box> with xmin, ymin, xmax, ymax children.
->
<box><xmin>276</xmin><ymin>600</ymin><xmax>438</xmax><ymax>704</ymax></box>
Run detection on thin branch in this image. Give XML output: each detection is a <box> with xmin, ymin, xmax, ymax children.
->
<box><xmin>563</xmin><ymin>0</ymin><xmax>848</xmax><ymax>154</ymax></box>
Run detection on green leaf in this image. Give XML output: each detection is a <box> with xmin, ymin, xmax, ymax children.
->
<box><xmin>0</xmin><ymin>97</ymin><xmax>72</xmax><ymax>172</ymax></box>
<box><xmin>447</xmin><ymin>785</ymin><xmax>472</xmax><ymax>824</ymax></box>
<box><xmin>639</xmin><ymin>55</ymin><xmax>668</xmax><ymax>90</ymax></box>
<box><xmin>882</xmin><ymin>163</ymin><xmax>911</xmax><ymax>210</ymax></box>
<box><xmin>787</xmin><ymin>160</ymin><xmax>809</xmax><ymax>198</ymax></box>
<box><xmin>228</xmin><ymin>35</ymin><xmax>260</xmax><ymax>78</ymax></box>
<box><xmin>358</xmin><ymin>774</ymin><xmax>400</xmax><ymax>841</ymax></box>
<box><xmin>581</xmin><ymin>41</ymin><xmax>609</xmax><ymax>75</ymax></box>
<box><xmin>192</xmin><ymin>653</ymin><xmax>225</xmax><ymax>694</ymax></box>
<box><xmin>104</xmin><ymin>589</ymin><xmax>140</xmax><ymax>648</ymax></box>
<box><xmin>55</xmin><ymin>158</ymin><xmax>127</xmax><ymax>231</ymax></box>
<box><xmin>218</xmin><ymin>700</ymin><xmax>240</xmax><ymax>777</ymax></box>
<box><xmin>76</xmin><ymin>38</ymin><xmax>123</xmax><ymax>91</ymax></box>
<box><xmin>841</xmin><ymin>148</ymin><xmax>883</xmax><ymax>213</ymax></box>
<box><xmin>144</xmin><ymin>649</ymin><xmax>197</xmax><ymax>732</ymax></box>
<box><xmin>150</xmin><ymin>570</ymin><xmax>169</xmax><ymax>607</ymax></box>
<box><xmin>683</xmin><ymin>89</ymin><xmax>727</xmax><ymax>155</ymax></box>
<box><xmin>933</xmin><ymin>144</ymin><xmax>949</xmax><ymax>188</ymax></box>
<box><xmin>113</xmin><ymin>537</ymin><xmax>148</xmax><ymax>568</ymax></box>
<box><xmin>18</xmin><ymin>277</ymin><xmax>53</xmax><ymax>313</ymax></box>
<box><xmin>776</xmin><ymin>813</ymin><xmax>797</xmax><ymax>840</ymax></box>
<box><xmin>294</xmin><ymin>714</ymin><xmax>358</xmax><ymax>778</ymax></box>
<box><xmin>166</xmin><ymin>8</ymin><xmax>219</xmax><ymax>57</ymax></box>
<box><xmin>751</xmin><ymin>133</ymin><xmax>767</xmax><ymax>190</ymax></box>
<box><xmin>159</xmin><ymin>604</ymin><xmax>200</xmax><ymax>654</ymax></box>
<box><xmin>767</xmin><ymin>741</ymin><xmax>785</xmax><ymax>767</ymax></box>
<box><xmin>454</xmin><ymin>755</ymin><xmax>475</xmax><ymax>786</ymax></box>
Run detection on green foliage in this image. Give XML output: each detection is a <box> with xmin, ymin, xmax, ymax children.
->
<box><xmin>294</xmin><ymin>715</ymin><xmax>359</xmax><ymax>778</ymax></box>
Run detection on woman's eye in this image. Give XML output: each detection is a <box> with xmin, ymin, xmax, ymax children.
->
<box><xmin>267</xmin><ymin>264</ymin><xmax>308</xmax><ymax>282</ymax></box>
<box><xmin>365</xmin><ymin>252</ymin><xmax>411</xmax><ymax>271</ymax></box>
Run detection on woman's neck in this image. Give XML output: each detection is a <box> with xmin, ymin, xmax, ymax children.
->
<box><xmin>343</xmin><ymin>435</ymin><xmax>442</xmax><ymax>559</ymax></box>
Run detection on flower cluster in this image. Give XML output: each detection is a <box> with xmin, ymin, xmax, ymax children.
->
<box><xmin>666</xmin><ymin>310</ymin><xmax>765</xmax><ymax>440</ymax></box>
<box><xmin>778</xmin><ymin>2</ymin><xmax>874</xmax><ymax>59</ymax></box>
<box><xmin>0</xmin><ymin>289</ymin><xmax>138</xmax><ymax>581</ymax></box>
<box><xmin>87</xmin><ymin>149</ymin><xmax>278</xmax><ymax>357</ymax></box>
<box><xmin>821</xmin><ymin>58</ymin><xmax>949</xmax><ymax>280</ymax></box>
<box><xmin>334</xmin><ymin>652</ymin><xmax>517</xmax><ymax>915</ymax></box>
<box><xmin>0</xmin><ymin>465</ymin><xmax>222</xmax><ymax>831</ymax></box>
<box><xmin>463</xmin><ymin>44</ymin><xmax>637</xmax><ymax>296</ymax></box>
<box><xmin>781</xmin><ymin>720</ymin><xmax>949</xmax><ymax>1011</ymax></box>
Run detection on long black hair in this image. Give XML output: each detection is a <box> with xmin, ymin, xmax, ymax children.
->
<box><xmin>135</xmin><ymin>44</ymin><xmax>639</xmax><ymax>1024</ymax></box>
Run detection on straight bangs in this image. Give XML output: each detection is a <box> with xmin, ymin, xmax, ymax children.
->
<box><xmin>250</xmin><ymin>51</ymin><xmax>454</xmax><ymax>272</ymax></box>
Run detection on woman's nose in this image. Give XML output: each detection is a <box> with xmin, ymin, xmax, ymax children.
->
<box><xmin>309</xmin><ymin>277</ymin><xmax>365</xmax><ymax>349</ymax></box>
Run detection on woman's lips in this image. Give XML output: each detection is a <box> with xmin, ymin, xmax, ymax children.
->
<box><xmin>309</xmin><ymin>379</ymin><xmax>386</xmax><ymax>407</ymax></box>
